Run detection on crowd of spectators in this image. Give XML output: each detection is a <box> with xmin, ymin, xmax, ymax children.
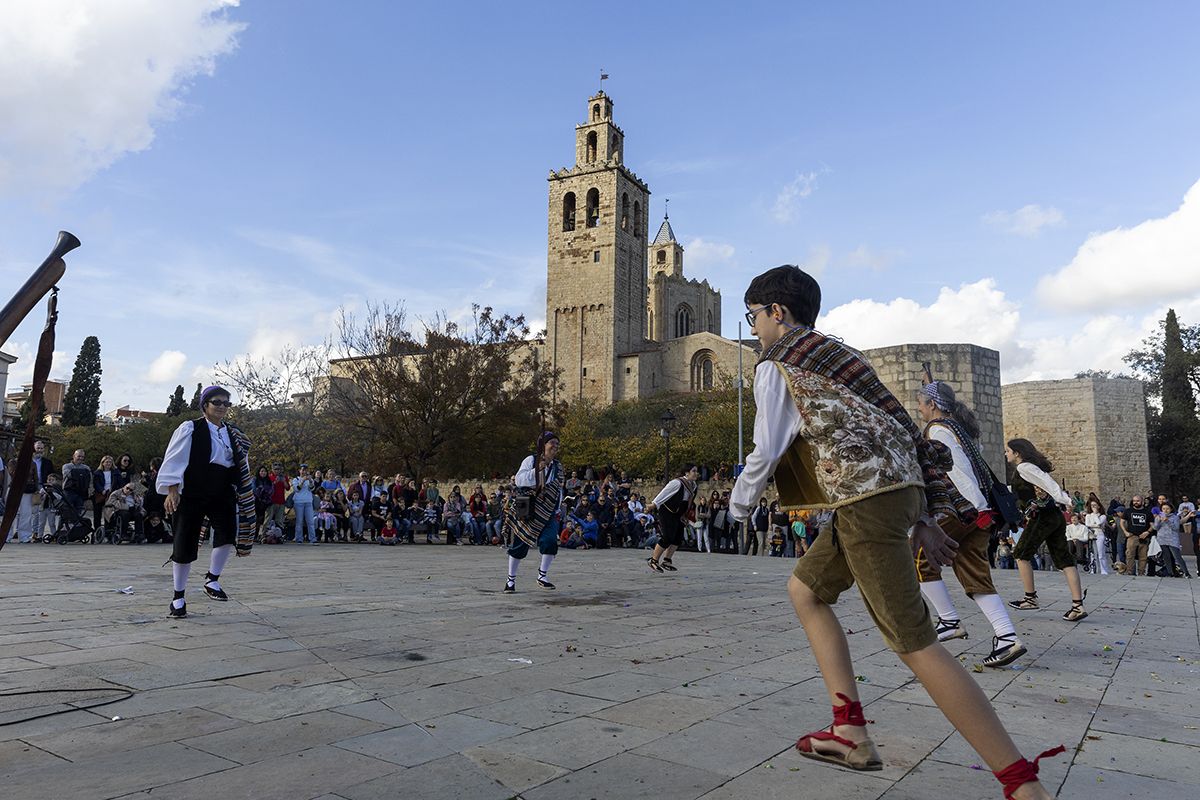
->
<box><xmin>4</xmin><ymin>451</ymin><xmax>1195</xmax><ymax>579</ymax></box>
<box><xmin>989</xmin><ymin>489</ymin><xmax>1197</xmax><ymax>578</ymax></box>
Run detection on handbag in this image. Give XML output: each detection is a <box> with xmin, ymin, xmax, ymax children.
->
<box><xmin>986</xmin><ymin>465</ymin><xmax>1021</xmax><ymax>528</ymax></box>
<box><xmin>1147</xmin><ymin>536</ymin><xmax>1162</xmax><ymax>558</ymax></box>
<box><xmin>511</xmin><ymin>492</ymin><xmax>534</xmax><ymax>521</ymax></box>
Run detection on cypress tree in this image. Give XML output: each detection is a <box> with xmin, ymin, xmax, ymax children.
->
<box><xmin>1161</xmin><ymin>309</ymin><xmax>1197</xmax><ymax>424</ymax></box>
<box><xmin>166</xmin><ymin>385</ymin><xmax>187</xmax><ymax>416</ymax></box>
<box><xmin>189</xmin><ymin>383</ymin><xmax>202</xmax><ymax>411</ymax></box>
<box><xmin>61</xmin><ymin>336</ymin><xmax>102</xmax><ymax>426</ymax></box>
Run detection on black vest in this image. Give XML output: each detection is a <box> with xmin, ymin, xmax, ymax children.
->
<box><xmin>182</xmin><ymin>418</ymin><xmax>239</xmax><ymax>498</ymax></box>
<box><xmin>660</xmin><ymin>480</ymin><xmax>693</xmax><ymax>518</ymax></box>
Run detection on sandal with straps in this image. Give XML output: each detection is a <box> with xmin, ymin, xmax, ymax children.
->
<box><xmin>1062</xmin><ymin>587</ymin><xmax>1088</xmax><ymax>622</ymax></box>
<box><xmin>1008</xmin><ymin>593</ymin><xmax>1039</xmax><ymax>610</ymax></box>
<box><xmin>795</xmin><ymin>692</ymin><xmax>883</xmax><ymax>772</ymax></box>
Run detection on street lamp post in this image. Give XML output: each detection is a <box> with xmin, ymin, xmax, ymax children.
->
<box><xmin>659</xmin><ymin>409</ymin><xmax>676</xmax><ymax>481</ymax></box>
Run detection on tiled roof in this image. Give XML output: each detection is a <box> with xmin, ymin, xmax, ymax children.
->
<box><xmin>652</xmin><ymin>218</ymin><xmax>677</xmax><ymax>245</ymax></box>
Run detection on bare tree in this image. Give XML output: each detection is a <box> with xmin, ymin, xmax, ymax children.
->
<box><xmin>213</xmin><ymin>341</ymin><xmax>337</xmax><ymax>466</ymax></box>
<box><xmin>330</xmin><ymin>302</ymin><xmax>557</xmax><ymax>480</ymax></box>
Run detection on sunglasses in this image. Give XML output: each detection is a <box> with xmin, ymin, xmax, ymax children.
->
<box><xmin>207</xmin><ymin>399</ymin><xmax>233</xmax><ymax>407</ymax></box>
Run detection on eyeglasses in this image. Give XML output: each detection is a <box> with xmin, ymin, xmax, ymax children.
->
<box><xmin>207</xmin><ymin>399</ymin><xmax>233</xmax><ymax>407</ymax></box>
<box><xmin>744</xmin><ymin>305</ymin><xmax>772</xmax><ymax>328</ymax></box>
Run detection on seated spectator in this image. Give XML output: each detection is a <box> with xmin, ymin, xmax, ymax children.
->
<box><xmin>420</xmin><ymin>500</ymin><xmax>441</xmax><ymax>544</ymax></box>
<box><xmin>769</xmin><ymin>527</ymin><xmax>786</xmax><ymax>556</ymax></box>
<box><xmin>348</xmin><ymin>489</ymin><xmax>366</xmax><ymax>541</ymax></box>
<box><xmin>1065</xmin><ymin>513</ymin><xmax>1090</xmax><ymax>567</ymax></box>
<box><xmin>315</xmin><ymin>488</ymin><xmax>339</xmax><ymax>542</ymax></box>
<box><xmin>144</xmin><ymin>512</ymin><xmax>172</xmax><ymax>544</ymax></box>
<box><xmin>443</xmin><ymin>485</ymin><xmax>466</xmax><ymax>545</ymax></box>
<box><xmin>369</xmin><ymin>492</ymin><xmax>391</xmax><ymax>542</ymax></box>
<box><xmin>378</xmin><ymin>516</ymin><xmax>399</xmax><ymax>545</ymax></box>
<box><xmin>467</xmin><ymin>485</ymin><xmax>488</xmax><ymax>545</ymax></box>
<box><xmin>570</xmin><ymin>510</ymin><xmax>600</xmax><ymax>548</ymax></box>
<box><xmin>102</xmin><ymin>481</ymin><xmax>144</xmax><ymax>543</ymax></box>
<box><xmin>486</xmin><ymin>489</ymin><xmax>506</xmax><ymax>545</ymax></box>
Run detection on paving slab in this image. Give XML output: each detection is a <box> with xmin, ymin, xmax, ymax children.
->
<box><xmin>0</xmin><ymin>545</ymin><xmax>1197</xmax><ymax>798</ymax></box>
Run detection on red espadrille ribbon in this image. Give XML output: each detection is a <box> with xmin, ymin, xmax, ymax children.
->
<box><xmin>832</xmin><ymin>692</ymin><xmax>872</xmax><ymax>727</ymax></box>
<box><xmin>994</xmin><ymin>745</ymin><xmax>1065</xmax><ymax>799</ymax></box>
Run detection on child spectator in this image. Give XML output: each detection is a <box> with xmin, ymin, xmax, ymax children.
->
<box><xmin>378</xmin><ymin>516</ymin><xmax>398</xmax><ymax>545</ymax></box>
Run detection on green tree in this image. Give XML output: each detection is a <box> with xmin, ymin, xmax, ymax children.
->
<box><xmin>61</xmin><ymin>336</ymin><xmax>102</xmax><ymax>426</ymax></box>
<box><xmin>331</xmin><ymin>302</ymin><xmax>558</xmax><ymax>481</ymax></box>
<box><xmin>15</xmin><ymin>397</ymin><xmax>47</xmax><ymax>435</ymax></box>
<box><xmin>1124</xmin><ymin>309</ymin><xmax>1200</xmax><ymax>497</ymax></box>
<box><xmin>189</xmin><ymin>383</ymin><xmax>202</xmax><ymax>411</ymax></box>
<box><xmin>166</xmin><ymin>385</ymin><xmax>187</xmax><ymax>416</ymax></box>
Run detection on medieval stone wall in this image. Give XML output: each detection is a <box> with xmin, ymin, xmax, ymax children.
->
<box><xmin>863</xmin><ymin>343</ymin><xmax>1005</xmax><ymax>476</ymax></box>
<box><xmin>1002</xmin><ymin>377</ymin><xmax>1150</xmax><ymax>501</ymax></box>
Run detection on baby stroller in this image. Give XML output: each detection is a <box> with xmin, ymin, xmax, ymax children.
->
<box><xmin>41</xmin><ymin>484</ymin><xmax>97</xmax><ymax>544</ymax></box>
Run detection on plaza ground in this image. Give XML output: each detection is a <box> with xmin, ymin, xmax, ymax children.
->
<box><xmin>1</xmin><ymin>544</ymin><xmax>1198</xmax><ymax>799</ymax></box>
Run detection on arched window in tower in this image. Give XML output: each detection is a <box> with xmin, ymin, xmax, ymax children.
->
<box><xmin>586</xmin><ymin>188</ymin><xmax>600</xmax><ymax>228</ymax></box>
<box><xmin>690</xmin><ymin>350</ymin><xmax>716</xmax><ymax>392</ymax></box>
<box><xmin>656</xmin><ymin>249</ymin><xmax>666</xmax><ymax>265</ymax></box>
<box><xmin>674</xmin><ymin>304</ymin><xmax>693</xmax><ymax>338</ymax></box>
<box><xmin>562</xmin><ymin>192</ymin><xmax>576</xmax><ymax>232</ymax></box>
<box><xmin>707</xmin><ymin>309</ymin><xmax>714</xmax><ymax>332</ymax></box>
<box><xmin>611</xmin><ymin>134</ymin><xmax>620</xmax><ymax>162</ymax></box>
<box><xmin>633</xmin><ymin>201</ymin><xmax>641</xmax><ymax>236</ymax></box>
<box><xmin>592</xmin><ymin>104</ymin><xmax>600</xmax><ymax>121</ymax></box>
<box><xmin>586</xmin><ymin>131</ymin><xmax>597</xmax><ymax>163</ymax></box>
<box><xmin>621</xmin><ymin>193</ymin><xmax>630</xmax><ymax>231</ymax></box>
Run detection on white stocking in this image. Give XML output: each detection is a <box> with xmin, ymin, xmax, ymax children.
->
<box><xmin>974</xmin><ymin>593</ymin><xmax>1016</xmax><ymax>638</ymax></box>
<box><xmin>919</xmin><ymin>579</ymin><xmax>959</xmax><ymax>621</ymax></box>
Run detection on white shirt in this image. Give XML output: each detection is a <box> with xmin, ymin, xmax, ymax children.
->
<box><xmin>652</xmin><ymin>478</ymin><xmax>692</xmax><ymax>508</ymax></box>
<box><xmin>1084</xmin><ymin>512</ymin><xmax>1106</xmax><ymax>536</ymax></box>
<box><xmin>730</xmin><ymin>361</ymin><xmax>803</xmax><ymax>522</ymax></box>
<box><xmin>514</xmin><ymin>455</ymin><xmax>563</xmax><ymax>510</ymax></box>
<box><xmin>157</xmin><ymin>418</ymin><xmax>235</xmax><ymax>495</ymax></box>
<box><xmin>926</xmin><ymin>424</ymin><xmax>989</xmax><ymax>512</ymax></box>
<box><xmin>1065</xmin><ymin>523</ymin><xmax>1090</xmax><ymax>542</ymax></box>
<box><xmin>1014</xmin><ymin>462</ymin><xmax>1071</xmax><ymax>506</ymax></box>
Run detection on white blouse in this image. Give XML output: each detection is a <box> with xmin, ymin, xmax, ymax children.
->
<box><xmin>157</xmin><ymin>419</ymin><xmax>236</xmax><ymax>495</ymax></box>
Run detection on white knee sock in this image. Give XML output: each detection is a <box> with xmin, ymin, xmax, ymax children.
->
<box><xmin>172</xmin><ymin>562</ymin><xmax>191</xmax><ymax>608</ymax></box>
<box><xmin>539</xmin><ymin>553</ymin><xmax>554</xmax><ymax>576</ymax></box>
<box><xmin>173</xmin><ymin>561</ymin><xmax>191</xmax><ymax>592</ymax></box>
<box><xmin>507</xmin><ymin>556</ymin><xmax>521</xmax><ymax>582</ymax></box>
<box><xmin>974</xmin><ymin>593</ymin><xmax>1016</xmax><ymax>637</ymax></box>
<box><xmin>208</xmin><ymin>544</ymin><xmax>233</xmax><ymax>588</ymax></box>
<box><xmin>919</xmin><ymin>580</ymin><xmax>959</xmax><ymax>621</ymax></box>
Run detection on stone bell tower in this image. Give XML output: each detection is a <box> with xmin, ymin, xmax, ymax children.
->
<box><xmin>545</xmin><ymin>91</ymin><xmax>651</xmax><ymax>405</ymax></box>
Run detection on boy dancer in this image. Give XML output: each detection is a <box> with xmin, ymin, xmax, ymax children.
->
<box><xmin>158</xmin><ymin>386</ymin><xmax>254</xmax><ymax>618</ymax></box>
<box><xmin>730</xmin><ymin>266</ymin><xmax>1058</xmax><ymax>799</ymax></box>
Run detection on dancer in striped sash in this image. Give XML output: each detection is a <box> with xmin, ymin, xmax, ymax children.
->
<box><xmin>503</xmin><ymin>431</ymin><xmax>564</xmax><ymax>592</ymax></box>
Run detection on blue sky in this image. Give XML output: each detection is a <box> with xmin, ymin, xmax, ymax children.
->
<box><xmin>2</xmin><ymin>1</ymin><xmax>1198</xmax><ymax>411</ymax></box>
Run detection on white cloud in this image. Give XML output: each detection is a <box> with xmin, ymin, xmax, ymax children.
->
<box><xmin>684</xmin><ymin>237</ymin><xmax>735</xmax><ymax>270</ymax></box>
<box><xmin>820</xmin><ymin>279</ymin><xmax>1026</xmax><ymax>362</ymax></box>
<box><xmin>982</xmin><ymin>204</ymin><xmax>1065</xmax><ymax>237</ymax></box>
<box><xmin>771</xmin><ymin>171</ymin><xmax>819</xmax><ymax>223</ymax></box>
<box><xmin>0</xmin><ymin>0</ymin><xmax>245</xmax><ymax>197</ymax></box>
<box><xmin>1037</xmin><ymin>177</ymin><xmax>1200</xmax><ymax>311</ymax></box>
<box><xmin>805</xmin><ymin>244</ymin><xmax>831</xmax><ymax>276</ymax></box>
<box><xmin>145</xmin><ymin>350</ymin><xmax>187</xmax><ymax>383</ymax></box>
<box><xmin>843</xmin><ymin>244</ymin><xmax>900</xmax><ymax>271</ymax></box>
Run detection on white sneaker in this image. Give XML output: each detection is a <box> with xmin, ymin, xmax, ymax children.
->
<box><xmin>935</xmin><ymin>617</ymin><xmax>968</xmax><ymax>641</ymax></box>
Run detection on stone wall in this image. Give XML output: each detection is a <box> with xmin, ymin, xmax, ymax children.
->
<box><xmin>863</xmin><ymin>343</ymin><xmax>1005</xmax><ymax>475</ymax></box>
<box><xmin>1001</xmin><ymin>377</ymin><xmax>1150</xmax><ymax>501</ymax></box>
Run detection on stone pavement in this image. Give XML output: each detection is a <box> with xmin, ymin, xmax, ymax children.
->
<box><xmin>1</xmin><ymin>543</ymin><xmax>1197</xmax><ymax>799</ymax></box>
